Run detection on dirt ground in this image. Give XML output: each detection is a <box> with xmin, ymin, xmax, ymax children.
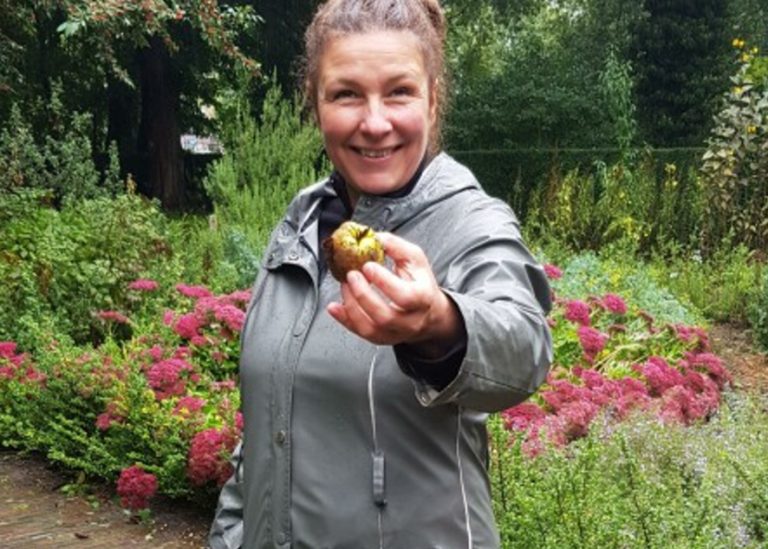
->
<box><xmin>1</xmin><ymin>323</ymin><xmax>765</xmax><ymax>548</ymax></box>
<box><xmin>709</xmin><ymin>323</ymin><xmax>768</xmax><ymax>394</ymax></box>
<box><xmin>0</xmin><ymin>450</ymin><xmax>211</xmax><ymax>548</ymax></box>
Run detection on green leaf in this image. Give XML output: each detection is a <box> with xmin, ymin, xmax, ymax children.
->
<box><xmin>57</xmin><ymin>20</ymin><xmax>85</xmax><ymax>38</ymax></box>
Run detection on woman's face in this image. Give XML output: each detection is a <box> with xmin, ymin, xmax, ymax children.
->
<box><xmin>316</xmin><ymin>30</ymin><xmax>437</xmax><ymax>201</ymax></box>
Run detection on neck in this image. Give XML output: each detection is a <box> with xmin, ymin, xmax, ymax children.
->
<box><xmin>340</xmin><ymin>153</ymin><xmax>433</xmax><ymax>210</ymax></box>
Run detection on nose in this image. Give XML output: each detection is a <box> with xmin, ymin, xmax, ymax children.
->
<box><xmin>359</xmin><ymin>99</ymin><xmax>393</xmax><ymax>138</ymax></box>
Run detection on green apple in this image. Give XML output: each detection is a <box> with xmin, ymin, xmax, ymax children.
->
<box><xmin>322</xmin><ymin>221</ymin><xmax>385</xmax><ymax>282</ymax></box>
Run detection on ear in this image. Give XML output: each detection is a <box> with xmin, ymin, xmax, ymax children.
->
<box><xmin>428</xmin><ymin>78</ymin><xmax>439</xmax><ymax>126</ymax></box>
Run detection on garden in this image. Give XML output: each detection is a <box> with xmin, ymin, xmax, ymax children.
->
<box><xmin>2</xmin><ymin>0</ymin><xmax>768</xmax><ymax>547</ymax></box>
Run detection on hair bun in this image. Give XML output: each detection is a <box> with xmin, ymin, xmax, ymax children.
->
<box><xmin>419</xmin><ymin>0</ymin><xmax>446</xmax><ymax>40</ymax></box>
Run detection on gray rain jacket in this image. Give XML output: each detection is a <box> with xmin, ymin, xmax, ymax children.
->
<box><xmin>209</xmin><ymin>153</ymin><xmax>553</xmax><ymax>549</ymax></box>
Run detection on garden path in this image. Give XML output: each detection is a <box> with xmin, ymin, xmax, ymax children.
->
<box><xmin>0</xmin><ymin>324</ymin><xmax>765</xmax><ymax>548</ymax></box>
<box><xmin>0</xmin><ymin>450</ymin><xmax>210</xmax><ymax>548</ymax></box>
<box><xmin>710</xmin><ymin>324</ymin><xmax>768</xmax><ymax>393</ymax></box>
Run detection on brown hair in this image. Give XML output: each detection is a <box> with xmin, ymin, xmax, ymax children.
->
<box><xmin>302</xmin><ymin>0</ymin><xmax>448</xmax><ymax>152</ymax></box>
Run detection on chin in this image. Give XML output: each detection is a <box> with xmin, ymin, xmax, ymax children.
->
<box><xmin>348</xmin><ymin>175</ymin><xmax>405</xmax><ymax>196</ymax></box>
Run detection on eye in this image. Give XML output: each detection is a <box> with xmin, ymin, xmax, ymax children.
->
<box><xmin>390</xmin><ymin>86</ymin><xmax>413</xmax><ymax>97</ymax></box>
<box><xmin>331</xmin><ymin>89</ymin><xmax>357</xmax><ymax>101</ymax></box>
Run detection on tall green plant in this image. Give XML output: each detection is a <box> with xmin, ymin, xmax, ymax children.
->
<box><xmin>598</xmin><ymin>48</ymin><xmax>638</xmax><ymax>162</ymax></box>
<box><xmin>700</xmin><ymin>41</ymin><xmax>768</xmax><ymax>253</ymax></box>
<box><xmin>204</xmin><ymin>77</ymin><xmax>328</xmax><ymax>284</ymax></box>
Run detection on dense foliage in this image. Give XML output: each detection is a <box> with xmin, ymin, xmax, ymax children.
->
<box><xmin>203</xmin><ymin>77</ymin><xmax>328</xmax><ymax>286</ymax></box>
<box><xmin>490</xmin><ymin>392</ymin><xmax>768</xmax><ymax>547</ymax></box>
<box><xmin>2</xmin><ymin>2</ymin><xmax>768</xmax><ymax>545</ymax></box>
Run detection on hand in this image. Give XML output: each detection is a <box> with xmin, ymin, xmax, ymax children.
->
<box><xmin>327</xmin><ymin>232</ymin><xmax>461</xmax><ymax>347</ymax></box>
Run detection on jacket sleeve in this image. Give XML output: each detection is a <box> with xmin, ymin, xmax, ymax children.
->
<box><xmin>208</xmin><ymin>441</ymin><xmax>244</xmax><ymax>549</ymax></box>
<box><xmin>396</xmin><ymin>205</ymin><xmax>553</xmax><ymax>412</ymax></box>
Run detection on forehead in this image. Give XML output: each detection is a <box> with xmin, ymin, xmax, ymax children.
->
<box><xmin>318</xmin><ymin>30</ymin><xmax>428</xmax><ymax>86</ymax></box>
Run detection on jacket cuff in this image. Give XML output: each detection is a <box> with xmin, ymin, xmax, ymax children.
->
<box><xmin>405</xmin><ymin>288</ymin><xmax>550</xmax><ymax>411</ymax></box>
<box><xmin>394</xmin><ymin>336</ymin><xmax>466</xmax><ymax>390</ymax></box>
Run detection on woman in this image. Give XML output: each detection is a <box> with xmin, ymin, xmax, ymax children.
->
<box><xmin>210</xmin><ymin>1</ymin><xmax>552</xmax><ymax>547</ymax></box>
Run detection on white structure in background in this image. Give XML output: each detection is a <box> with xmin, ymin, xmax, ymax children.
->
<box><xmin>180</xmin><ymin>133</ymin><xmax>224</xmax><ymax>155</ymax></box>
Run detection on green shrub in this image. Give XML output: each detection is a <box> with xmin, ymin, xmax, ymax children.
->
<box><xmin>204</xmin><ymin>77</ymin><xmax>329</xmax><ymax>283</ymax></box>
<box><xmin>527</xmin><ymin>155</ymin><xmax>703</xmax><ymax>254</ymax></box>
<box><xmin>490</xmin><ymin>392</ymin><xmax>768</xmax><ymax>548</ymax></box>
<box><xmin>748</xmin><ymin>270</ymin><xmax>768</xmax><ymax>351</ymax></box>
<box><xmin>0</xmin><ymin>190</ymin><xmax>175</xmax><ymax>347</ymax></box>
<box><xmin>550</xmin><ymin>251</ymin><xmax>701</xmax><ymax>326</ymax></box>
<box><xmin>651</xmin><ymin>243</ymin><xmax>764</xmax><ymax>325</ymax></box>
<box><xmin>163</xmin><ymin>215</ymin><xmax>246</xmax><ymax>294</ymax></box>
<box><xmin>0</xmin><ymin>85</ymin><xmax>121</xmax><ymax>201</ymax></box>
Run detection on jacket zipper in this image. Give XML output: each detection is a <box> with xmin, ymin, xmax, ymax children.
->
<box><xmin>367</xmin><ymin>349</ymin><xmax>386</xmax><ymax>549</ymax></box>
<box><xmin>455</xmin><ymin>407</ymin><xmax>473</xmax><ymax>548</ymax></box>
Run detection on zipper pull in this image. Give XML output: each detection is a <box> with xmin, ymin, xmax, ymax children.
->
<box><xmin>372</xmin><ymin>449</ymin><xmax>386</xmax><ymax>507</ymax></box>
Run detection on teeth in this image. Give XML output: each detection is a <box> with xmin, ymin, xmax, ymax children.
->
<box><xmin>358</xmin><ymin>148</ymin><xmax>394</xmax><ymax>158</ymax></box>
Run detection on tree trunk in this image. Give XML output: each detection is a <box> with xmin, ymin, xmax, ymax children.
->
<box><xmin>138</xmin><ymin>35</ymin><xmax>183</xmax><ymax>209</ymax></box>
<box><xmin>106</xmin><ymin>76</ymin><xmax>138</xmax><ymax>180</ymax></box>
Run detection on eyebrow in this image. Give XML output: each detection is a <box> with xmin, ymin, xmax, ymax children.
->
<box><xmin>323</xmin><ymin>71</ymin><xmax>422</xmax><ymax>88</ymax></box>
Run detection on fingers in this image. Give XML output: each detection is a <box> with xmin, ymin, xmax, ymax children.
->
<box><xmin>362</xmin><ymin>261</ymin><xmax>424</xmax><ymax>311</ymax></box>
<box><xmin>377</xmin><ymin>232</ymin><xmax>429</xmax><ymax>268</ymax></box>
<box><xmin>326</xmin><ymin>233</ymin><xmax>443</xmax><ymax>345</ymax></box>
<box><xmin>327</xmin><ymin>279</ymin><xmax>396</xmax><ymax>344</ymax></box>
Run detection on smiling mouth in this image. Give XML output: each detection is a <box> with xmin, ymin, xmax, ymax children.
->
<box><xmin>354</xmin><ymin>147</ymin><xmax>398</xmax><ymax>159</ymax></box>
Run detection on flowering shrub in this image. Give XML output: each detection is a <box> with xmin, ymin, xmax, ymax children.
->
<box><xmin>116</xmin><ymin>465</ymin><xmax>158</xmax><ymax>511</ymax></box>
<box><xmin>0</xmin><ymin>279</ymin><xmax>249</xmax><ymax>510</ymax></box>
<box><xmin>0</xmin><ymin>260</ymin><xmax>735</xmax><ymax>516</ymax></box>
<box><xmin>490</xmin><ymin>394</ymin><xmax>768</xmax><ymax>548</ymax></box>
<box><xmin>501</xmin><ymin>263</ymin><xmax>731</xmax><ymax>456</ymax></box>
<box><xmin>187</xmin><ymin>427</ymin><xmax>239</xmax><ymax>487</ymax></box>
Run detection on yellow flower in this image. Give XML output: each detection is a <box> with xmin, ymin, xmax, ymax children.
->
<box><xmin>752</xmin><ymin>47</ymin><xmax>760</xmax><ymax>54</ymax></box>
<box><xmin>733</xmin><ymin>86</ymin><xmax>744</xmax><ymax>95</ymax></box>
<box><xmin>732</xmin><ymin>38</ymin><xmax>742</xmax><ymax>48</ymax></box>
<box><xmin>747</xmin><ymin>125</ymin><xmax>757</xmax><ymax>134</ymax></box>
<box><xmin>741</xmin><ymin>53</ymin><xmax>751</xmax><ymax>63</ymax></box>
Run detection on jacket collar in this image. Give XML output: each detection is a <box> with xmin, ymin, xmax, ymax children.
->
<box><xmin>346</xmin><ymin>152</ymin><xmax>479</xmax><ymax>231</ymax></box>
<box><xmin>273</xmin><ymin>152</ymin><xmax>480</xmax><ymax>266</ymax></box>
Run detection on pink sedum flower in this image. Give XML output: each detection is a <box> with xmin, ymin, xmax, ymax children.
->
<box><xmin>187</xmin><ymin>428</ymin><xmax>237</xmax><ymax>487</ymax></box>
<box><xmin>501</xmin><ymin>403</ymin><xmax>547</xmax><ymax>432</ymax></box>
<box><xmin>685</xmin><ymin>352</ymin><xmax>731</xmax><ymax>390</ymax></box>
<box><xmin>601</xmin><ymin>293</ymin><xmax>627</xmax><ymax>315</ymax></box>
<box><xmin>128</xmin><ymin>278</ymin><xmax>159</xmax><ymax>292</ymax></box>
<box><xmin>95</xmin><ymin>310</ymin><xmax>129</xmax><ymax>324</ymax></box>
<box><xmin>173</xmin><ymin>313</ymin><xmax>202</xmax><ymax>340</ymax></box>
<box><xmin>543</xmin><ymin>264</ymin><xmax>563</xmax><ymax>280</ymax></box>
<box><xmin>147</xmin><ymin>358</ymin><xmax>194</xmax><ymax>400</ymax></box>
<box><xmin>577</xmin><ymin>326</ymin><xmax>608</xmax><ymax>359</ymax></box>
<box><xmin>0</xmin><ymin>341</ymin><xmax>18</xmax><ymax>359</ymax></box>
<box><xmin>564</xmin><ymin>300</ymin><xmax>591</xmax><ymax>326</ymax></box>
<box><xmin>116</xmin><ymin>465</ymin><xmax>157</xmax><ymax>511</ymax></box>
<box><xmin>176</xmin><ymin>284</ymin><xmax>212</xmax><ymax>299</ymax></box>
<box><xmin>214</xmin><ymin>304</ymin><xmax>246</xmax><ymax>333</ymax></box>
<box><xmin>173</xmin><ymin>396</ymin><xmax>206</xmax><ymax>415</ymax></box>
<box><xmin>227</xmin><ymin>290</ymin><xmax>252</xmax><ymax>306</ymax></box>
<box><xmin>148</xmin><ymin>345</ymin><xmax>165</xmax><ymax>363</ymax></box>
<box><xmin>96</xmin><ymin>413</ymin><xmax>118</xmax><ymax>431</ymax></box>
<box><xmin>559</xmin><ymin>400</ymin><xmax>600</xmax><ymax>440</ymax></box>
<box><xmin>638</xmin><ymin>356</ymin><xmax>685</xmax><ymax>397</ymax></box>
<box><xmin>163</xmin><ymin>310</ymin><xmax>175</xmax><ymax>327</ymax></box>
